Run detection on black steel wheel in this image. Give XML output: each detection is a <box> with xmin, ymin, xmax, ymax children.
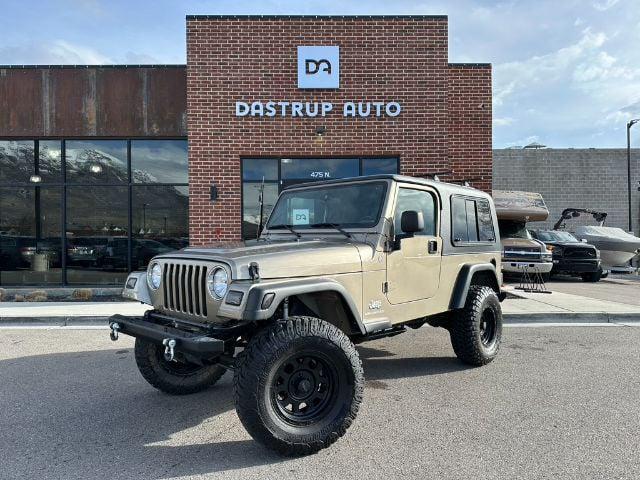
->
<box><xmin>134</xmin><ymin>338</ymin><xmax>226</xmax><ymax>395</ymax></box>
<box><xmin>479</xmin><ymin>308</ymin><xmax>498</xmax><ymax>348</ymax></box>
<box><xmin>234</xmin><ymin>316</ymin><xmax>364</xmax><ymax>456</ymax></box>
<box><xmin>450</xmin><ymin>285</ymin><xmax>503</xmax><ymax>366</ymax></box>
<box><xmin>272</xmin><ymin>352</ymin><xmax>337</xmax><ymax>425</ymax></box>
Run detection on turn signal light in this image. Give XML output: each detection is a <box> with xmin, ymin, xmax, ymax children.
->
<box><xmin>261</xmin><ymin>293</ymin><xmax>276</xmax><ymax>310</ymax></box>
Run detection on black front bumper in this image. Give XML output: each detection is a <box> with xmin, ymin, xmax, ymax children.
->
<box><xmin>552</xmin><ymin>259</ymin><xmax>600</xmax><ymax>274</ymax></box>
<box><xmin>109</xmin><ymin>312</ymin><xmax>230</xmax><ymax>357</ymax></box>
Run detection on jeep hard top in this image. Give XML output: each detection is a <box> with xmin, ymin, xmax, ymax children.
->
<box><xmin>109</xmin><ymin>174</ymin><xmax>505</xmax><ymax>455</ymax></box>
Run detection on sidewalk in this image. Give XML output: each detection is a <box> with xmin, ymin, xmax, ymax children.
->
<box><xmin>501</xmin><ymin>286</ymin><xmax>640</xmax><ymax>324</ymax></box>
<box><xmin>3</xmin><ymin>288</ymin><xmax>640</xmax><ymax>326</ymax></box>
<box><xmin>0</xmin><ymin>301</ymin><xmax>151</xmax><ymax>326</ymax></box>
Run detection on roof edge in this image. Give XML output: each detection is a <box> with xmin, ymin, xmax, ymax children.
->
<box><xmin>186</xmin><ymin>14</ymin><xmax>448</xmax><ymax>20</ymax></box>
<box><xmin>0</xmin><ymin>64</ymin><xmax>186</xmax><ymax>70</ymax></box>
<box><xmin>449</xmin><ymin>62</ymin><xmax>491</xmax><ymax>68</ymax></box>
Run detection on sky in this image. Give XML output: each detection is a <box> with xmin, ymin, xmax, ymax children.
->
<box><xmin>1</xmin><ymin>0</ymin><xmax>639</xmax><ymax>148</ymax></box>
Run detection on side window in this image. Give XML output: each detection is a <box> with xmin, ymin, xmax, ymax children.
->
<box><xmin>452</xmin><ymin>197</ymin><xmax>468</xmax><ymax>242</ymax></box>
<box><xmin>476</xmin><ymin>199</ymin><xmax>496</xmax><ymax>241</ymax></box>
<box><xmin>394</xmin><ymin>188</ymin><xmax>437</xmax><ymax>236</ymax></box>
<box><xmin>452</xmin><ymin>196</ymin><xmax>496</xmax><ymax>244</ymax></box>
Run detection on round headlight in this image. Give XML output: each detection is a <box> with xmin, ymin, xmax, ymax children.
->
<box><xmin>147</xmin><ymin>262</ymin><xmax>162</xmax><ymax>290</ymax></box>
<box><xmin>207</xmin><ymin>267</ymin><xmax>228</xmax><ymax>299</ymax></box>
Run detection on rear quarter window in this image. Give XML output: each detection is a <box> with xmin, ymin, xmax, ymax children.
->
<box><xmin>451</xmin><ymin>196</ymin><xmax>496</xmax><ymax>245</ymax></box>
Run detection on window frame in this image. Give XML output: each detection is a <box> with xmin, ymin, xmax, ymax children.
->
<box><xmin>0</xmin><ymin>137</ymin><xmax>188</xmax><ymax>287</ymax></box>
<box><xmin>391</xmin><ymin>184</ymin><xmax>440</xmax><ymax>238</ymax></box>
<box><xmin>450</xmin><ymin>194</ymin><xmax>497</xmax><ymax>247</ymax></box>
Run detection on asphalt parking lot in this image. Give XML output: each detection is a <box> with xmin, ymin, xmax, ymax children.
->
<box><xmin>543</xmin><ymin>274</ymin><xmax>640</xmax><ymax>306</ymax></box>
<box><xmin>2</xmin><ymin>325</ymin><xmax>639</xmax><ymax>480</ymax></box>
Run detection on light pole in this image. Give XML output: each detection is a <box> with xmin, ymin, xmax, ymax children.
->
<box><xmin>142</xmin><ymin>203</ymin><xmax>149</xmax><ymax>233</ymax></box>
<box><xmin>627</xmin><ymin>119</ymin><xmax>639</xmax><ymax>233</ymax></box>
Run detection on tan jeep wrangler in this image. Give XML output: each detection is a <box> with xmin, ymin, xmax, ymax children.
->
<box><xmin>109</xmin><ymin>174</ymin><xmax>505</xmax><ymax>456</ymax></box>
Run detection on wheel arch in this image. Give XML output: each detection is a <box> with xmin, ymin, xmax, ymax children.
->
<box><xmin>243</xmin><ymin>278</ymin><xmax>366</xmax><ymax>336</ymax></box>
<box><xmin>449</xmin><ymin>263</ymin><xmax>502</xmax><ymax>310</ymax></box>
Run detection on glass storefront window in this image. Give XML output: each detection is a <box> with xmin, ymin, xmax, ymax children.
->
<box><xmin>1</xmin><ymin>138</ymin><xmax>188</xmax><ymax>286</ymax></box>
<box><xmin>132</xmin><ymin>185</ymin><xmax>189</xmax><ymax>270</ymax></box>
<box><xmin>39</xmin><ymin>140</ymin><xmax>62</xmax><ymax>183</ymax></box>
<box><xmin>65</xmin><ymin>140</ymin><xmax>127</xmax><ymax>184</ymax></box>
<box><xmin>242</xmin><ymin>182</ymin><xmax>279</xmax><ymax>240</ymax></box>
<box><xmin>131</xmin><ymin>140</ymin><xmax>188</xmax><ymax>184</ymax></box>
<box><xmin>0</xmin><ymin>187</ymin><xmax>62</xmax><ymax>285</ymax></box>
<box><xmin>241</xmin><ymin>157</ymin><xmax>399</xmax><ymax>239</ymax></box>
<box><xmin>281</xmin><ymin>158</ymin><xmax>359</xmax><ymax>188</ymax></box>
<box><xmin>0</xmin><ymin>140</ymin><xmax>35</xmax><ymax>183</ymax></box>
<box><xmin>242</xmin><ymin>158</ymin><xmax>278</xmax><ymax>181</ymax></box>
<box><xmin>65</xmin><ymin>186</ymin><xmax>129</xmax><ymax>285</ymax></box>
<box><xmin>362</xmin><ymin>158</ymin><xmax>398</xmax><ymax>176</ymax></box>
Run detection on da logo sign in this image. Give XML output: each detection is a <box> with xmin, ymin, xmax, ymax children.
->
<box><xmin>297</xmin><ymin>46</ymin><xmax>339</xmax><ymax>89</ymax></box>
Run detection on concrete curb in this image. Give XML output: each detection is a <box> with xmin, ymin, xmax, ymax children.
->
<box><xmin>2</xmin><ymin>312</ymin><xmax>640</xmax><ymax>327</ymax></box>
<box><xmin>503</xmin><ymin>312</ymin><xmax>640</xmax><ymax>324</ymax></box>
<box><xmin>0</xmin><ymin>317</ymin><xmax>111</xmax><ymax>327</ymax></box>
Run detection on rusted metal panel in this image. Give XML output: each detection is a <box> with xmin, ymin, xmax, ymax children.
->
<box><xmin>49</xmin><ymin>68</ymin><xmax>95</xmax><ymax>136</ymax></box>
<box><xmin>0</xmin><ymin>69</ymin><xmax>43</xmax><ymax>136</ymax></box>
<box><xmin>96</xmin><ymin>68</ymin><xmax>144</xmax><ymax>136</ymax></box>
<box><xmin>145</xmin><ymin>68</ymin><xmax>187</xmax><ymax>136</ymax></box>
<box><xmin>0</xmin><ymin>66</ymin><xmax>186</xmax><ymax>138</ymax></box>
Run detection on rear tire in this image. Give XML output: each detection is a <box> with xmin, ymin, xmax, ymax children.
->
<box><xmin>234</xmin><ymin>316</ymin><xmax>364</xmax><ymax>456</ymax></box>
<box><xmin>450</xmin><ymin>286</ymin><xmax>502</xmax><ymax>366</ymax></box>
<box><xmin>581</xmin><ymin>269</ymin><xmax>602</xmax><ymax>282</ymax></box>
<box><xmin>134</xmin><ymin>338</ymin><xmax>226</xmax><ymax>395</ymax></box>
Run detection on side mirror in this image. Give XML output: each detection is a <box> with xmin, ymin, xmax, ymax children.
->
<box><xmin>400</xmin><ymin>210</ymin><xmax>424</xmax><ymax>235</ymax></box>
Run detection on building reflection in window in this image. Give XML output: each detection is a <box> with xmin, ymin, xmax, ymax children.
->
<box><xmin>132</xmin><ymin>185</ymin><xmax>189</xmax><ymax>270</ymax></box>
<box><xmin>0</xmin><ymin>138</ymin><xmax>188</xmax><ymax>286</ymax></box>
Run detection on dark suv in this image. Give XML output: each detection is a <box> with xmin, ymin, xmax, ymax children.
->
<box><xmin>529</xmin><ymin>230</ymin><xmax>602</xmax><ymax>282</ymax></box>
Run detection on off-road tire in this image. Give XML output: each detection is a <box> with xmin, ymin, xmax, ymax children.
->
<box><xmin>581</xmin><ymin>269</ymin><xmax>602</xmax><ymax>282</ymax></box>
<box><xmin>450</xmin><ymin>285</ymin><xmax>502</xmax><ymax>366</ymax></box>
<box><xmin>234</xmin><ymin>316</ymin><xmax>364</xmax><ymax>456</ymax></box>
<box><xmin>134</xmin><ymin>338</ymin><xmax>226</xmax><ymax>395</ymax></box>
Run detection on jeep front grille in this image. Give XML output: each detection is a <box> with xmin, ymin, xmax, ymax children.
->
<box><xmin>162</xmin><ymin>263</ymin><xmax>208</xmax><ymax>317</ymax></box>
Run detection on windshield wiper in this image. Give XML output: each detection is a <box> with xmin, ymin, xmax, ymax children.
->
<box><xmin>309</xmin><ymin>222</ymin><xmax>352</xmax><ymax>238</ymax></box>
<box><xmin>267</xmin><ymin>224</ymin><xmax>302</xmax><ymax>239</ymax></box>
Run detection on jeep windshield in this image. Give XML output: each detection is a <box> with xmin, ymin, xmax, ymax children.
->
<box><xmin>266</xmin><ymin>181</ymin><xmax>387</xmax><ymax>232</ymax></box>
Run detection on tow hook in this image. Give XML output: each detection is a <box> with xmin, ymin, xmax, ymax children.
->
<box><xmin>163</xmin><ymin>339</ymin><xmax>177</xmax><ymax>362</ymax></box>
<box><xmin>109</xmin><ymin>322</ymin><xmax>121</xmax><ymax>341</ymax></box>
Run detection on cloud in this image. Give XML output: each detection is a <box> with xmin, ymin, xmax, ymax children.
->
<box><xmin>592</xmin><ymin>0</ymin><xmax>620</xmax><ymax>11</ymax></box>
<box><xmin>494</xmin><ymin>117</ymin><xmax>515</xmax><ymax>127</ymax></box>
<box><xmin>0</xmin><ymin>40</ymin><xmax>113</xmax><ymax>64</ymax></box>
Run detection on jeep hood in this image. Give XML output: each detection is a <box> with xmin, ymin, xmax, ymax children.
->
<box><xmin>153</xmin><ymin>239</ymin><xmax>366</xmax><ymax>280</ymax></box>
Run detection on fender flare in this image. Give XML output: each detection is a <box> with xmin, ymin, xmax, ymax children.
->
<box><xmin>241</xmin><ymin>278</ymin><xmax>367</xmax><ymax>335</ymax></box>
<box><xmin>449</xmin><ymin>263</ymin><xmax>501</xmax><ymax>310</ymax></box>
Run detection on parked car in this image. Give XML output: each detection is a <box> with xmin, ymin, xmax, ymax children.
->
<box><xmin>529</xmin><ymin>229</ymin><xmax>602</xmax><ymax>282</ymax></box>
<box><xmin>109</xmin><ymin>174</ymin><xmax>506</xmax><ymax>455</ymax></box>
<box><xmin>67</xmin><ymin>237</ymin><xmax>109</xmax><ymax>266</ymax></box>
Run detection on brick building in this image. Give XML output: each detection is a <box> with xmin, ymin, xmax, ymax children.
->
<box><xmin>0</xmin><ymin>15</ymin><xmax>492</xmax><ymax>287</ymax></box>
<box><xmin>186</xmin><ymin>15</ymin><xmax>492</xmax><ymax>245</ymax></box>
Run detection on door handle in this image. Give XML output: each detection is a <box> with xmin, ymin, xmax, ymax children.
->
<box><xmin>428</xmin><ymin>240</ymin><xmax>438</xmax><ymax>254</ymax></box>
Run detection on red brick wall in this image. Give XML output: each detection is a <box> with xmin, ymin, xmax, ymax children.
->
<box><xmin>447</xmin><ymin>64</ymin><xmax>493</xmax><ymax>192</ymax></box>
<box><xmin>186</xmin><ymin>15</ymin><xmax>491</xmax><ymax>244</ymax></box>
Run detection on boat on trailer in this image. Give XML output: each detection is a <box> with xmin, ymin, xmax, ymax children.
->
<box><xmin>553</xmin><ymin>208</ymin><xmax>640</xmax><ymax>270</ymax></box>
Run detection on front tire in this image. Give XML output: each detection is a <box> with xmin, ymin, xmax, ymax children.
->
<box><xmin>234</xmin><ymin>316</ymin><xmax>364</xmax><ymax>456</ymax></box>
<box><xmin>581</xmin><ymin>269</ymin><xmax>602</xmax><ymax>282</ymax></box>
<box><xmin>450</xmin><ymin>286</ymin><xmax>502</xmax><ymax>366</ymax></box>
<box><xmin>134</xmin><ymin>338</ymin><xmax>226</xmax><ymax>395</ymax></box>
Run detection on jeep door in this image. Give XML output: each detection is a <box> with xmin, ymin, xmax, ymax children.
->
<box><xmin>386</xmin><ymin>185</ymin><xmax>442</xmax><ymax>304</ymax></box>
